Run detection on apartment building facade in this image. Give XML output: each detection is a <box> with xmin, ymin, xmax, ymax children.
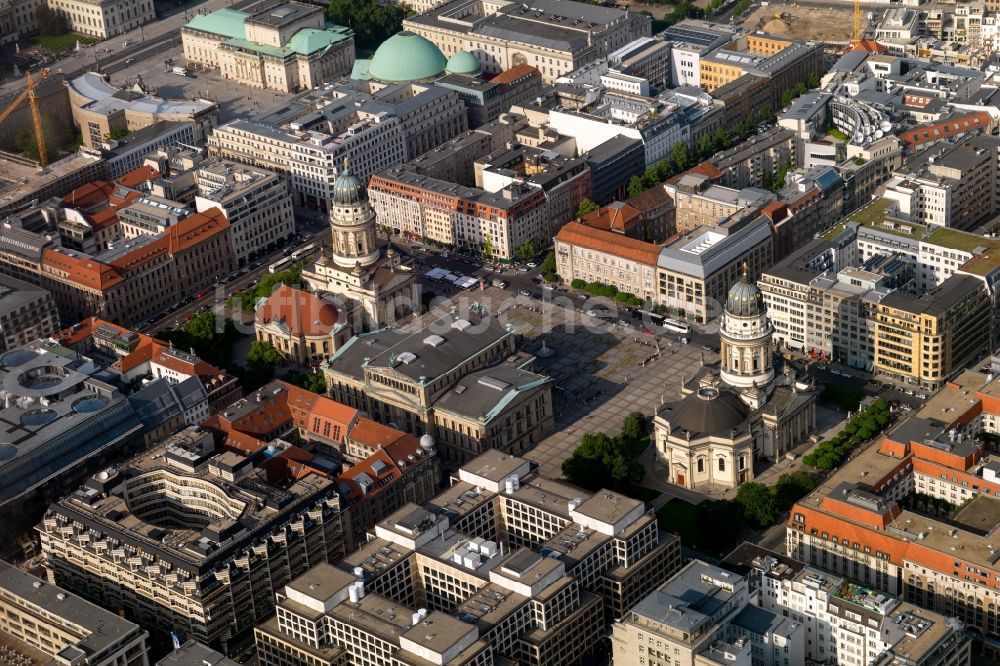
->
<box><xmin>256</xmin><ymin>450</ymin><xmax>681</xmax><ymax>666</ymax></box>
<box><xmin>194</xmin><ymin>159</ymin><xmax>294</xmax><ymax>268</ymax></box>
<box><xmin>553</xmin><ymin>221</ymin><xmax>661</xmax><ymax>304</ymax></box>
<box><xmin>40</xmin><ymin>384</ymin><xmax>438</xmax><ymax>651</ymax></box>
<box><xmin>368</xmin><ymin>167</ymin><xmax>549</xmax><ymax>260</ymax></box>
<box><xmin>721</xmin><ymin>544</ymin><xmax>972</xmax><ymax>666</ymax></box>
<box><xmin>0</xmin><ymin>562</ymin><xmax>150</xmax><ymax>666</ymax></box>
<box><xmin>208</xmin><ymin>81</ymin><xmax>466</xmax><ymax>212</ymax></box>
<box><xmin>0</xmin><ymin>273</ymin><xmax>59</xmax><ymax>353</ymax></box>
<box><xmin>786</xmin><ymin>369</ymin><xmax>1000</xmax><ymax>647</ymax></box>
<box><xmin>656</xmin><ymin>216</ymin><xmax>775</xmax><ymax>324</ymax></box>
<box><xmin>761</xmin><ymin>198</ymin><xmax>1000</xmax><ymax>386</ymax></box>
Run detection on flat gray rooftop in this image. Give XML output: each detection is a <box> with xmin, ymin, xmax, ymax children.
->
<box><xmin>326</xmin><ymin>311</ymin><xmax>512</xmax><ymax>383</ymax></box>
<box><xmin>0</xmin><ymin>561</ymin><xmax>142</xmax><ymax>657</ymax></box>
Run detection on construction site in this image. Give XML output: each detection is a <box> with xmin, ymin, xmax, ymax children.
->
<box><xmin>0</xmin><ymin>69</ymin><xmax>81</xmax><ymax>169</ymax></box>
<box><xmin>739</xmin><ymin>4</ymin><xmax>857</xmax><ymax>44</ymax></box>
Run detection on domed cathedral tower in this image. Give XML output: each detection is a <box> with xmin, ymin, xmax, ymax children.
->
<box><xmin>302</xmin><ymin>160</ymin><xmax>420</xmax><ymax>333</ymax></box>
<box><xmin>329</xmin><ymin>160</ymin><xmax>379</xmax><ymax>269</ymax></box>
<box><xmin>719</xmin><ymin>264</ymin><xmax>775</xmax><ymax>393</ymax></box>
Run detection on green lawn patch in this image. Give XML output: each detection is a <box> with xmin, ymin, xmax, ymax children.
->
<box><xmin>31</xmin><ymin>33</ymin><xmax>97</xmax><ymax>52</ymax></box>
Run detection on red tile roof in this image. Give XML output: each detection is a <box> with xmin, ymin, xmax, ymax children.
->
<box><xmin>349</xmin><ymin>416</ymin><xmax>415</xmax><ymax>451</ymax></box>
<box><xmin>491</xmin><ymin>64</ymin><xmax>539</xmax><ymax>85</ymax></box>
<box><xmin>116</xmin><ymin>165</ymin><xmax>160</xmax><ymax>189</ymax></box>
<box><xmin>896</xmin><ymin>112</ymin><xmax>994</xmax><ymax>148</ymax></box>
<box><xmin>578</xmin><ymin>203</ymin><xmax>641</xmax><ymax>234</ymax></box>
<box><xmin>42</xmin><ymin>249</ymin><xmax>123</xmax><ymax>291</ymax></box>
<box><xmin>555</xmin><ymin>222</ymin><xmax>662</xmax><ymax>266</ymax></box>
<box><xmin>166</xmin><ymin>208</ymin><xmax>230</xmax><ymax>253</ymax></box>
<box><xmin>63</xmin><ymin>180</ymin><xmax>115</xmax><ymax>209</ymax></box>
<box><xmin>255</xmin><ymin>285</ymin><xmax>339</xmax><ymax>337</ymax></box>
<box><xmin>850</xmin><ymin>39</ymin><xmax>888</xmax><ymax>54</ymax></box>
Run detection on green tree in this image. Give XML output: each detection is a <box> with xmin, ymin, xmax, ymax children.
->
<box><xmin>620</xmin><ymin>412</ymin><xmax>648</xmax><ymax>456</ymax></box>
<box><xmin>697</xmin><ymin>134</ymin><xmax>715</xmax><ymax>160</ymax></box>
<box><xmin>232</xmin><ymin>264</ymin><xmax>303</xmax><ymax>312</ymax></box>
<box><xmin>327</xmin><ymin>0</ymin><xmax>408</xmax><ymax>50</ymax></box>
<box><xmin>670</xmin><ymin>141</ymin><xmax>692</xmax><ymax>173</ymax></box>
<box><xmin>285</xmin><ymin>371</ymin><xmax>327</xmax><ymax>394</ymax></box>
<box><xmin>105</xmin><ymin>127</ymin><xmax>130</xmax><ymax>142</ymax></box>
<box><xmin>712</xmin><ymin>128</ymin><xmax>731</xmax><ymax>151</ymax></box>
<box><xmin>184</xmin><ymin>310</ymin><xmax>219</xmax><ymax>340</ymax></box>
<box><xmin>562</xmin><ymin>431</ymin><xmax>645</xmax><ymax>492</ymax></box>
<box><xmin>515</xmin><ymin>240</ymin><xmax>536</xmax><ymax>263</ymax></box>
<box><xmin>774</xmin><ymin>471</ymin><xmax>816</xmax><ymax>511</ymax></box>
<box><xmin>576</xmin><ymin>198</ymin><xmax>599</xmax><ymax>217</ymax></box>
<box><xmin>627</xmin><ymin>174</ymin><xmax>645</xmax><ymax>198</ymax></box>
<box><xmin>481</xmin><ymin>237</ymin><xmax>494</xmax><ymax>261</ymax></box>
<box><xmin>540</xmin><ymin>251</ymin><xmax>557</xmax><ymax>281</ymax></box>
<box><xmin>735</xmin><ymin>482</ymin><xmax>777</xmax><ymax>528</ymax></box>
<box><xmin>248</xmin><ymin>340</ymin><xmax>280</xmax><ymax>367</ymax></box>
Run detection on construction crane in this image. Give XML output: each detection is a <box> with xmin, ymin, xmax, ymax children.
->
<box><xmin>0</xmin><ymin>68</ymin><xmax>51</xmax><ymax>167</ymax></box>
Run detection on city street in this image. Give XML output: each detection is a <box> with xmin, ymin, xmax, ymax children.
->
<box><xmin>2</xmin><ymin>0</ymin><xmax>260</xmax><ymax>95</ymax></box>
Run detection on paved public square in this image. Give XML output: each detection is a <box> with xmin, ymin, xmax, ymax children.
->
<box><xmin>430</xmin><ymin>285</ymin><xmax>710</xmax><ymax>481</ymax></box>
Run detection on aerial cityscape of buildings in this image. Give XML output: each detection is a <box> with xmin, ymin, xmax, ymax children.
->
<box><xmin>4</xmin><ymin>0</ymin><xmax>1000</xmax><ymax>664</ymax></box>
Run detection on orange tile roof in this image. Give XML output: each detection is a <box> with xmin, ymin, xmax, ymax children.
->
<box><xmin>349</xmin><ymin>416</ymin><xmax>415</xmax><ymax>451</ymax></box>
<box><xmin>107</xmin><ymin>236</ymin><xmax>169</xmax><ymax>272</ymax></box>
<box><xmin>689</xmin><ymin>162</ymin><xmax>724</xmax><ymax>180</ymax></box>
<box><xmin>166</xmin><ymin>208</ymin><xmax>230</xmax><ymax>253</ymax></box>
<box><xmin>42</xmin><ymin>249</ymin><xmax>124</xmax><ymax>291</ymax></box>
<box><xmin>850</xmin><ymin>39</ymin><xmax>888</xmax><ymax>54</ymax></box>
<box><xmin>255</xmin><ymin>285</ymin><xmax>339</xmax><ymax>337</ymax></box>
<box><xmin>63</xmin><ymin>180</ymin><xmax>115</xmax><ymax>209</ymax></box>
<box><xmin>56</xmin><ymin>317</ymin><xmax>229</xmax><ymax>376</ymax></box>
<box><xmin>897</xmin><ymin>112</ymin><xmax>993</xmax><ymax>147</ymax></box>
<box><xmin>491</xmin><ymin>64</ymin><xmax>539</xmax><ymax>85</ymax></box>
<box><xmin>116</xmin><ymin>165</ymin><xmax>160</xmax><ymax>189</ymax></box>
<box><xmin>578</xmin><ymin>203</ymin><xmax>641</xmax><ymax>234</ymax></box>
<box><xmin>55</xmin><ymin>317</ymin><xmax>126</xmax><ymax>347</ymax></box>
<box><xmin>554</xmin><ymin>222</ymin><xmax>662</xmax><ymax>266</ymax></box>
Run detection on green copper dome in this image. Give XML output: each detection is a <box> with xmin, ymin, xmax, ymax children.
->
<box><xmin>446</xmin><ymin>50</ymin><xmax>482</xmax><ymax>76</ymax></box>
<box><xmin>368</xmin><ymin>31</ymin><xmax>447</xmax><ymax>83</ymax></box>
<box><xmin>332</xmin><ymin>165</ymin><xmax>366</xmax><ymax>205</ymax></box>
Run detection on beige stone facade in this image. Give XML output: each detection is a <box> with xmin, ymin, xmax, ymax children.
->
<box><xmin>553</xmin><ymin>221</ymin><xmax>661</xmax><ymax>304</ymax></box>
<box><xmin>182</xmin><ymin>3</ymin><xmax>354</xmax><ymax>93</ymax></box>
<box><xmin>47</xmin><ymin>0</ymin><xmax>154</xmax><ymax>39</ymax></box>
<box><xmin>324</xmin><ymin>311</ymin><xmax>555</xmax><ymax>465</ymax></box>
<box><xmin>256</xmin><ymin>451</ymin><xmax>681</xmax><ymax>666</ymax></box>
<box><xmin>405</xmin><ymin>0</ymin><xmax>651</xmax><ymax>83</ymax></box>
<box><xmin>655</xmin><ymin>217</ymin><xmax>774</xmax><ymax>324</ymax></box>
<box><xmin>0</xmin><ymin>562</ymin><xmax>150</xmax><ymax>666</ymax></box>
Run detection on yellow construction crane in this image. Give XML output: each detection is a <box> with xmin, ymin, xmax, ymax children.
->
<box><xmin>0</xmin><ymin>68</ymin><xmax>51</xmax><ymax>167</ymax></box>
